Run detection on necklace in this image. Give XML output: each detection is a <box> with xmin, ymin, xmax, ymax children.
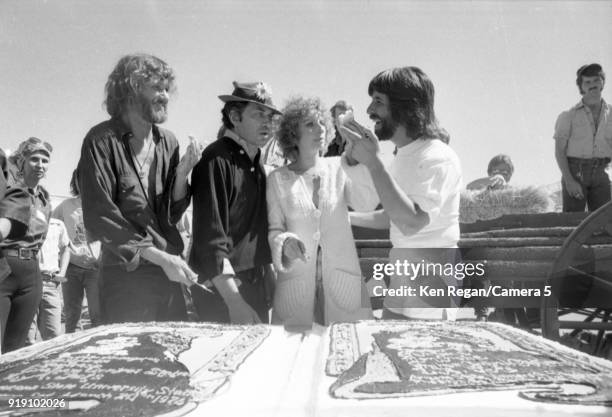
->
<box><xmin>129</xmin><ymin>139</ymin><xmax>154</xmax><ymax>179</ymax></box>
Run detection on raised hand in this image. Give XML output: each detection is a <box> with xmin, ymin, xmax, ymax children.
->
<box><xmin>339</xmin><ymin>121</ymin><xmax>380</xmax><ymax>169</ymax></box>
<box><xmin>177</xmin><ymin>135</ymin><xmax>204</xmax><ymax>176</ymax></box>
<box><xmin>487</xmin><ymin>174</ymin><xmax>507</xmax><ymax>190</ymax></box>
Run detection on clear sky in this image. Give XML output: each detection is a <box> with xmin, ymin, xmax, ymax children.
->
<box><xmin>1</xmin><ymin>0</ymin><xmax>611</xmax><ymax>198</ymax></box>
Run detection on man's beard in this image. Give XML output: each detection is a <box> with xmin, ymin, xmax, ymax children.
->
<box><xmin>139</xmin><ymin>97</ymin><xmax>168</xmax><ymax>124</ymax></box>
<box><xmin>373</xmin><ymin>115</ymin><xmax>398</xmax><ymax>141</ymax></box>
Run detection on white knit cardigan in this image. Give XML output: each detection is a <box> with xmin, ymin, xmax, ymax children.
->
<box><xmin>267</xmin><ymin>157</ymin><xmax>378</xmax><ymax>326</ymax></box>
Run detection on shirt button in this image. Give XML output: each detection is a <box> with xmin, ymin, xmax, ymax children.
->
<box><xmin>313</xmin><ymin>231</ymin><xmax>321</xmax><ymax>240</ymax></box>
<box><xmin>250</xmin><ymin>167</ymin><xmax>255</xmax><ymax>172</ymax></box>
<box><xmin>314</xmin><ymin>209</ymin><xmax>321</xmax><ymax>218</ymax></box>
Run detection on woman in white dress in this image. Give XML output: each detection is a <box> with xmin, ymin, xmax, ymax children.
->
<box><xmin>267</xmin><ymin>96</ymin><xmax>376</xmax><ymax>327</ymax></box>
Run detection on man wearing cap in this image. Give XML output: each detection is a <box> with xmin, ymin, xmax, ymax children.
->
<box><xmin>554</xmin><ymin>63</ymin><xmax>612</xmax><ymax>212</ymax></box>
<box><xmin>78</xmin><ymin>53</ymin><xmax>202</xmax><ymax>324</ymax></box>
<box><xmin>189</xmin><ymin>81</ymin><xmax>280</xmax><ymax>324</ymax></box>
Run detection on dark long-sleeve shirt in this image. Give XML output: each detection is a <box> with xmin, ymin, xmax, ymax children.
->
<box><xmin>0</xmin><ymin>183</ymin><xmax>50</xmax><ymax>250</ymax></box>
<box><xmin>77</xmin><ymin>117</ymin><xmax>190</xmax><ymax>270</ymax></box>
<box><xmin>0</xmin><ymin>150</ymin><xmax>30</xmax><ymax>239</ymax></box>
<box><xmin>189</xmin><ymin>136</ymin><xmax>271</xmax><ymax>281</ymax></box>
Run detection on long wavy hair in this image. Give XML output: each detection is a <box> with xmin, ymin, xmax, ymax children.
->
<box><xmin>104</xmin><ymin>53</ymin><xmax>176</xmax><ymax>117</ymax></box>
<box><xmin>368</xmin><ymin>66</ymin><xmax>449</xmax><ymax>143</ymax></box>
<box><xmin>276</xmin><ymin>96</ymin><xmax>334</xmax><ymax>162</ymax></box>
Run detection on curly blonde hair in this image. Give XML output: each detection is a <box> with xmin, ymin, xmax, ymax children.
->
<box><xmin>276</xmin><ymin>96</ymin><xmax>334</xmax><ymax>162</ymax></box>
<box><xmin>104</xmin><ymin>53</ymin><xmax>176</xmax><ymax>117</ymax></box>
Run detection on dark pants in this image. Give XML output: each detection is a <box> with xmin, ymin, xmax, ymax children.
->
<box><xmin>0</xmin><ymin>257</ymin><xmax>42</xmax><ymax>353</ymax></box>
<box><xmin>462</xmin><ymin>275</ymin><xmax>490</xmax><ymax>319</ymax></box>
<box><xmin>63</xmin><ymin>264</ymin><xmax>101</xmax><ymax>333</ymax></box>
<box><xmin>100</xmin><ymin>263</ymin><xmax>188</xmax><ymax>324</ymax></box>
<box><xmin>562</xmin><ymin>158</ymin><xmax>611</xmax><ymax>212</ymax></box>
<box><xmin>192</xmin><ymin>267</ymin><xmax>269</xmax><ymax>324</ymax></box>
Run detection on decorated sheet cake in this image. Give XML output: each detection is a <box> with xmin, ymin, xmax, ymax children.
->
<box><xmin>0</xmin><ymin>322</ymin><xmax>269</xmax><ymax>416</ymax></box>
<box><xmin>326</xmin><ymin>321</ymin><xmax>612</xmax><ymax>406</ymax></box>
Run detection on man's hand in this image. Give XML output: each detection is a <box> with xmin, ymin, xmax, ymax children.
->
<box><xmin>161</xmin><ymin>255</ymin><xmax>199</xmax><ymax>286</ymax></box>
<box><xmin>143</xmin><ymin>247</ymin><xmax>198</xmax><ymax>286</ymax></box>
<box><xmin>564</xmin><ymin>177</ymin><xmax>584</xmax><ymax>200</ymax></box>
<box><xmin>225</xmin><ymin>294</ymin><xmax>262</xmax><ymax>324</ymax></box>
<box><xmin>177</xmin><ymin>135</ymin><xmax>204</xmax><ymax>177</ymax></box>
<box><xmin>282</xmin><ymin>236</ymin><xmax>307</xmax><ymax>264</ymax></box>
<box><xmin>487</xmin><ymin>174</ymin><xmax>507</xmax><ymax>190</ymax></box>
<box><xmin>339</xmin><ymin>121</ymin><xmax>381</xmax><ymax>170</ymax></box>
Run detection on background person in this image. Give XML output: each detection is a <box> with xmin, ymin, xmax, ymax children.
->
<box><xmin>0</xmin><ymin>138</ymin><xmax>52</xmax><ymax>352</ymax></box>
<box><xmin>0</xmin><ymin>148</ymin><xmax>31</xmax><ymax>352</ymax></box>
<box><xmin>466</xmin><ymin>154</ymin><xmax>514</xmax><ymax>191</ymax></box>
<box><xmin>554</xmin><ymin>63</ymin><xmax>611</xmax><ymax>212</ymax></box>
<box><xmin>53</xmin><ymin>170</ymin><xmax>101</xmax><ymax>332</ymax></box>
<box><xmin>267</xmin><ymin>96</ymin><xmax>376</xmax><ymax>327</ymax></box>
<box><xmin>324</xmin><ymin>100</ymin><xmax>353</xmax><ymax>157</ymax></box>
<box><xmin>26</xmin><ymin>217</ymin><xmax>70</xmax><ymax>343</ymax></box>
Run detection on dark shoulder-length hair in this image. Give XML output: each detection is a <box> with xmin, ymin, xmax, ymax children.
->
<box><xmin>104</xmin><ymin>53</ymin><xmax>176</xmax><ymax>118</ymax></box>
<box><xmin>368</xmin><ymin>66</ymin><xmax>449</xmax><ymax>143</ymax></box>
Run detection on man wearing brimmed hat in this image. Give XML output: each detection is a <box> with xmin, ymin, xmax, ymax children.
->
<box><xmin>554</xmin><ymin>63</ymin><xmax>611</xmax><ymax>212</ymax></box>
<box><xmin>190</xmin><ymin>81</ymin><xmax>281</xmax><ymax>324</ymax></box>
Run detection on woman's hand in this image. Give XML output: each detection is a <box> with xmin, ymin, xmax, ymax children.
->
<box><xmin>282</xmin><ymin>236</ymin><xmax>307</xmax><ymax>264</ymax></box>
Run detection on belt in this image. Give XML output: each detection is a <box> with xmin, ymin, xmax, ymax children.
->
<box><xmin>567</xmin><ymin>157</ymin><xmax>611</xmax><ymax>167</ymax></box>
<box><xmin>3</xmin><ymin>248</ymin><xmax>39</xmax><ymax>260</ymax></box>
<box><xmin>42</xmin><ymin>273</ymin><xmax>67</xmax><ymax>284</ymax></box>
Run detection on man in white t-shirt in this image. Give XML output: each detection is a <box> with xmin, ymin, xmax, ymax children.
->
<box><xmin>341</xmin><ymin>66</ymin><xmax>462</xmax><ymax>320</ymax></box>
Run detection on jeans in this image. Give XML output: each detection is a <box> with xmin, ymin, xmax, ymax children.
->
<box><xmin>27</xmin><ymin>280</ymin><xmax>62</xmax><ymax>343</ymax></box>
<box><xmin>62</xmin><ymin>264</ymin><xmax>101</xmax><ymax>333</ymax></box>
<box><xmin>562</xmin><ymin>158</ymin><xmax>611</xmax><ymax>212</ymax></box>
<box><xmin>100</xmin><ymin>263</ymin><xmax>188</xmax><ymax>324</ymax></box>
<box><xmin>0</xmin><ymin>257</ymin><xmax>42</xmax><ymax>353</ymax></box>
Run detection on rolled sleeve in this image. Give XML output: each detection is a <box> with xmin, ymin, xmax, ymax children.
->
<box><xmin>166</xmin><ymin>144</ymin><xmax>191</xmax><ymax>225</ymax></box>
<box><xmin>189</xmin><ymin>155</ymin><xmax>233</xmax><ymax>280</ymax></box>
<box><xmin>58</xmin><ymin>221</ymin><xmax>70</xmax><ymax>249</ymax></box>
<box><xmin>78</xmin><ymin>131</ymin><xmax>154</xmax><ymax>267</ymax></box>
<box><xmin>553</xmin><ymin>111</ymin><xmax>572</xmax><ymax>147</ymax></box>
<box><xmin>0</xmin><ymin>187</ymin><xmax>31</xmax><ymax>239</ymax></box>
